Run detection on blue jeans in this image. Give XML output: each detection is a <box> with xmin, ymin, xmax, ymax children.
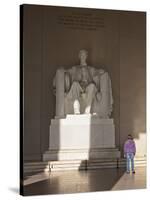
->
<box><xmin>126</xmin><ymin>153</ymin><xmax>135</xmax><ymax>172</ymax></box>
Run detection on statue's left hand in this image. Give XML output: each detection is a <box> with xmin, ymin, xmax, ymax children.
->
<box><xmin>96</xmin><ymin>92</ymin><xmax>102</xmax><ymax>101</ymax></box>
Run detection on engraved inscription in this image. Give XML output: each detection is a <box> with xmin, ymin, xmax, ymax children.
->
<box><xmin>57</xmin><ymin>12</ymin><xmax>104</xmax><ymax>31</ymax></box>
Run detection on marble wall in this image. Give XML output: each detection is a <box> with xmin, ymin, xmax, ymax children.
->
<box><xmin>22</xmin><ymin>5</ymin><xmax>146</xmax><ymax>161</ymax></box>
<box><xmin>119</xmin><ymin>12</ymin><xmax>146</xmax><ymax>156</ymax></box>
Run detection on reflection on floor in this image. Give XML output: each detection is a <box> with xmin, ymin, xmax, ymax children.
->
<box><xmin>23</xmin><ymin>167</ymin><xmax>146</xmax><ymax>196</ymax></box>
<box><xmin>111</xmin><ymin>167</ymin><xmax>146</xmax><ymax>190</ymax></box>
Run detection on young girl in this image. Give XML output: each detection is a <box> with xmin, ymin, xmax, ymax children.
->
<box><xmin>124</xmin><ymin>134</ymin><xmax>136</xmax><ymax>174</ymax></box>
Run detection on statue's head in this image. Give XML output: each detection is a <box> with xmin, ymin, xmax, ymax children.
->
<box><xmin>78</xmin><ymin>49</ymin><xmax>88</xmax><ymax>62</ymax></box>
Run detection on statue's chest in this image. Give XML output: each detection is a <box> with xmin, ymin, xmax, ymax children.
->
<box><xmin>72</xmin><ymin>67</ymin><xmax>82</xmax><ymax>81</ymax></box>
<box><xmin>72</xmin><ymin>66</ymin><xmax>91</xmax><ymax>82</ymax></box>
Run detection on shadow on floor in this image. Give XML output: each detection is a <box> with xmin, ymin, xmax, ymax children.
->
<box><xmin>23</xmin><ymin>167</ymin><xmax>126</xmax><ymax>196</ymax></box>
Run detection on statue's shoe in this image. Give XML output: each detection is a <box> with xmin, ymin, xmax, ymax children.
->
<box><xmin>74</xmin><ymin>112</ymin><xmax>80</xmax><ymax>114</ymax></box>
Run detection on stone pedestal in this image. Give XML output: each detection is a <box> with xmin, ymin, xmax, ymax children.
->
<box><xmin>43</xmin><ymin>115</ymin><xmax>120</xmax><ymax>161</ymax></box>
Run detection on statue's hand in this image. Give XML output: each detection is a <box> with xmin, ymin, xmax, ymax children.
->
<box><xmin>96</xmin><ymin>92</ymin><xmax>102</xmax><ymax>101</ymax></box>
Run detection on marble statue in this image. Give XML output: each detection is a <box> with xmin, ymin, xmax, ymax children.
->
<box><xmin>53</xmin><ymin>49</ymin><xmax>113</xmax><ymax>118</ymax></box>
<box><xmin>43</xmin><ymin>50</ymin><xmax>119</xmax><ymax>162</ymax></box>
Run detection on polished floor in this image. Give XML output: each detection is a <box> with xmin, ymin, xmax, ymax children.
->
<box><xmin>23</xmin><ymin>167</ymin><xmax>146</xmax><ymax>196</ymax></box>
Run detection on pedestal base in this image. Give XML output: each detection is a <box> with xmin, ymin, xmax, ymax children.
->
<box><xmin>43</xmin><ymin>115</ymin><xmax>120</xmax><ymax>161</ymax></box>
<box><xmin>43</xmin><ymin>148</ymin><xmax>120</xmax><ymax>161</ymax></box>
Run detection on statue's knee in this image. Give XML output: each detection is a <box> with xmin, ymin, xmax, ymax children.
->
<box><xmin>88</xmin><ymin>83</ymin><xmax>96</xmax><ymax>90</ymax></box>
<box><xmin>72</xmin><ymin>81</ymin><xmax>79</xmax><ymax>86</ymax></box>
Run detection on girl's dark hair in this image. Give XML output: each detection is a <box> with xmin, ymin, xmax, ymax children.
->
<box><xmin>128</xmin><ymin>134</ymin><xmax>133</xmax><ymax>139</ymax></box>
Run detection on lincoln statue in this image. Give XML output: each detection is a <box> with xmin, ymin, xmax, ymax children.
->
<box><xmin>53</xmin><ymin>49</ymin><xmax>113</xmax><ymax>118</ymax></box>
<box><xmin>43</xmin><ymin>49</ymin><xmax>118</xmax><ymax>161</ymax></box>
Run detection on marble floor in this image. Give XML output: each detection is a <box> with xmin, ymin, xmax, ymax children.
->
<box><xmin>23</xmin><ymin>167</ymin><xmax>146</xmax><ymax>196</ymax></box>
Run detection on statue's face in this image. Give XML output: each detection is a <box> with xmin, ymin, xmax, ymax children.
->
<box><xmin>79</xmin><ymin>50</ymin><xmax>88</xmax><ymax>63</ymax></box>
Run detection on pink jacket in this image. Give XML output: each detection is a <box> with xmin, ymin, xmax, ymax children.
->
<box><xmin>124</xmin><ymin>139</ymin><xmax>136</xmax><ymax>154</ymax></box>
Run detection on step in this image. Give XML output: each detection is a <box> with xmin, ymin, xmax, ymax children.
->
<box><xmin>24</xmin><ymin>157</ymin><xmax>146</xmax><ymax>173</ymax></box>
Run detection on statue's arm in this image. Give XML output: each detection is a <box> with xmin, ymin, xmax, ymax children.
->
<box><xmin>99</xmin><ymin>70</ymin><xmax>113</xmax><ymax>116</ymax></box>
<box><xmin>53</xmin><ymin>68</ymin><xmax>65</xmax><ymax>95</ymax></box>
<box><xmin>93</xmin><ymin>68</ymin><xmax>106</xmax><ymax>101</ymax></box>
<box><xmin>92</xmin><ymin>68</ymin><xmax>105</xmax><ymax>92</ymax></box>
<box><xmin>93</xmin><ymin>75</ymin><xmax>100</xmax><ymax>91</ymax></box>
<box><xmin>53</xmin><ymin>68</ymin><xmax>72</xmax><ymax>95</ymax></box>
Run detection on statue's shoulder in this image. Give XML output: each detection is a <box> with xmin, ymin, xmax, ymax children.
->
<box><xmin>66</xmin><ymin>65</ymin><xmax>77</xmax><ymax>70</ymax></box>
<box><xmin>71</xmin><ymin>65</ymin><xmax>78</xmax><ymax>69</ymax></box>
<box><xmin>71</xmin><ymin>65</ymin><xmax>81</xmax><ymax>72</ymax></box>
<box><xmin>87</xmin><ymin>65</ymin><xmax>94</xmax><ymax>69</ymax></box>
<box><xmin>66</xmin><ymin>65</ymin><xmax>80</xmax><ymax>75</ymax></box>
<box><xmin>88</xmin><ymin>66</ymin><xmax>99</xmax><ymax>71</ymax></box>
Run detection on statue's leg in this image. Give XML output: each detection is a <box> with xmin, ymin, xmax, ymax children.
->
<box><xmin>67</xmin><ymin>81</ymin><xmax>82</xmax><ymax>114</ymax></box>
<box><xmin>73</xmin><ymin>99</ymin><xmax>80</xmax><ymax>114</ymax></box>
<box><xmin>84</xmin><ymin>83</ymin><xmax>97</xmax><ymax>114</ymax></box>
